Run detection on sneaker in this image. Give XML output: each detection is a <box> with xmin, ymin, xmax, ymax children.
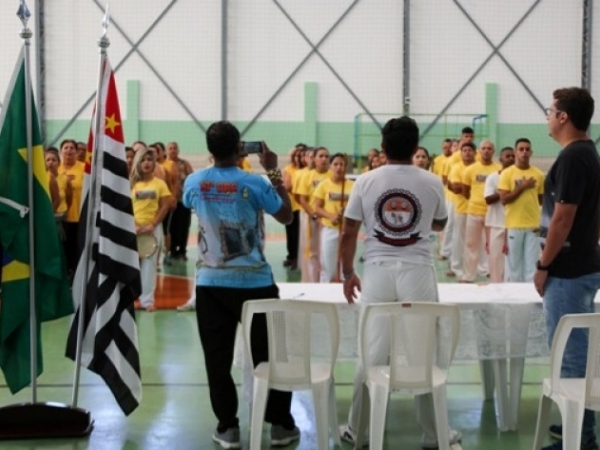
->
<box><xmin>421</xmin><ymin>429</ymin><xmax>462</xmax><ymax>449</ymax></box>
<box><xmin>339</xmin><ymin>424</ymin><xmax>368</xmax><ymax>447</ymax></box>
<box><xmin>212</xmin><ymin>427</ymin><xmax>240</xmax><ymax>449</ymax></box>
<box><xmin>163</xmin><ymin>255</ymin><xmax>173</xmax><ymax>266</ymax></box>
<box><xmin>271</xmin><ymin>425</ymin><xmax>300</xmax><ymax>447</ymax></box>
<box><xmin>176</xmin><ymin>302</ymin><xmax>195</xmax><ymax>312</ymax></box>
<box><xmin>549</xmin><ymin>424</ymin><xmax>562</xmax><ymax>440</ymax></box>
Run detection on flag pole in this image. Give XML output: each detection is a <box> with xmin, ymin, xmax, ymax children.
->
<box><xmin>17</xmin><ymin>0</ymin><xmax>38</xmax><ymax>405</ymax></box>
<box><xmin>0</xmin><ymin>0</ymin><xmax>93</xmax><ymax>439</ymax></box>
<box><xmin>71</xmin><ymin>3</ymin><xmax>110</xmax><ymax>409</ymax></box>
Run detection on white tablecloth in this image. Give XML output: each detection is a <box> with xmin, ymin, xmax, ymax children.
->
<box><xmin>276</xmin><ymin>282</ymin><xmax>548</xmax><ymax>361</ymax></box>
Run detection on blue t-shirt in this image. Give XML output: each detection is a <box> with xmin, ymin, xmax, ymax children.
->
<box><xmin>183</xmin><ymin>166</ymin><xmax>282</xmax><ymax>288</ymax></box>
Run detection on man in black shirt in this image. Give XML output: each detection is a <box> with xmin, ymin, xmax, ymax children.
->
<box><xmin>535</xmin><ymin>87</ymin><xmax>600</xmax><ymax>450</ymax></box>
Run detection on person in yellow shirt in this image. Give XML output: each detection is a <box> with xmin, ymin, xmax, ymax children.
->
<box><xmin>314</xmin><ymin>153</ymin><xmax>354</xmax><ymax>282</ymax></box>
<box><xmin>362</xmin><ymin>148</ymin><xmax>380</xmax><ymax>173</ymax></box>
<box><xmin>461</xmin><ymin>140</ymin><xmax>500</xmax><ymax>282</ymax></box>
<box><xmin>431</xmin><ymin>139</ymin><xmax>452</xmax><ymax>177</ymax></box>
<box><xmin>498</xmin><ymin>138</ymin><xmax>544</xmax><ymax>282</ymax></box>
<box><xmin>130</xmin><ymin>146</ymin><xmax>171</xmax><ymax>311</ymax></box>
<box><xmin>58</xmin><ymin>139</ymin><xmax>85</xmax><ymax>281</ymax></box>
<box><xmin>448</xmin><ymin>142</ymin><xmax>476</xmax><ymax>278</ymax></box>
<box><xmin>439</xmin><ymin>139</ymin><xmax>460</xmax><ymax>266</ymax></box>
<box><xmin>282</xmin><ymin>144</ymin><xmax>306</xmax><ymax>270</ymax></box>
<box><xmin>151</xmin><ymin>142</ymin><xmax>178</xmax><ymax>265</ymax></box>
<box><xmin>292</xmin><ymin>147</ymin><xmax>314</xmax><ymax>280</ymax></box>
<box><xmin>295</xmin><ymin>147</ymin><xmax>330</xmax><ymax>282</ymax></box>
<box><xmin>45</xmin><ymin>147</ymin><xmax>72</xmax><ymax>216</ymax></box>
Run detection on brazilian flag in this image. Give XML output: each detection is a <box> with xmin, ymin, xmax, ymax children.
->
<box><xmin>0</xmin><ymin>48</ymin><xmax>73</xmax><ymax>393</ymax></box>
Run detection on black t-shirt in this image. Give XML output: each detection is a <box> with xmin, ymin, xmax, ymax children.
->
<box><xmin>540</xmin><ymin>139</ymin><xmax>600</xmax><ymax>278</ymax></box>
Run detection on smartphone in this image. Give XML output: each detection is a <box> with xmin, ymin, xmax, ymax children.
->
<box><xmin>242</xmin><ymin>141</ymin><xmax>262</xmax><ymax>154</ymax></box>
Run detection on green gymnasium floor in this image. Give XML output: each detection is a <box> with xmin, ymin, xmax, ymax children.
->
<box><xmin>0</xmin><ymin>225</ymin><xmax>571</xmax><ymax>450</ymax></box>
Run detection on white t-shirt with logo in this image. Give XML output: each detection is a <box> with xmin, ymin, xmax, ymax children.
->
<box><xmin>344</xmin><ymin>164</ymin><xmax>447</xmax><ymax>265</ymax></box>
<box><xmin>484</xmin><ymin>171</ymin><xmax>504</xmax><ymax>228</ymax></box>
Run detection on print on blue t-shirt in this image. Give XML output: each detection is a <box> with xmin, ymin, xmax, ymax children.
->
<box><xmin>183</xmin><ymin>166</ymin><xmax>282</xmax><ymax>288</ymax></box>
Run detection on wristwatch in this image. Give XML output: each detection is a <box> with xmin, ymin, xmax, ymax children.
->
<box><xmin>536</xmin><ymin>260</ymin><xmax>551</xmax><ymax>271</ymax></box>
<box><xmin>311</xmin><ymin>213</ymin><xmax>318</xmax><ymax>221</ymax></box>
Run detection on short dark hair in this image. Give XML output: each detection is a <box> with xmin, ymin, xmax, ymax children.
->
<box><xmin>60</xmin><ymin>139</ymin><xmax>77</xmax><ymax>150</ymax></box>
<box><xmin>461</xmin><ymin>126</ymin><xmax>474</xmax><ymax>135</ymax></box>
<box><xmin>461</xmin><ymin>142</ymin><xmax>476</xmax><ymax>151</ymax></box>
<box><xmin>514</xmin><ymin>138</ymin><xmax>531</xmax><ymax>147</ymax></box>
<box><xmin>443</xmin><ymin>138</ymin><xmax>452</xmax><ymax>143</ymax></box>
<box><xmin>381</xmin><ymin>116</ymin><xmax>419</xmax><ymax>161</ymax></box>
<box><xmin>152</xmin><ymin>142</ymin><xmax>166</xmax><ymax>153</ymax></box>
<box><xmin>206</xmin><ymin>121</ymin><xmax>240</xmax><ymax>160</ymax></box>
<box><xmin>329</xmin><ymin>152</ymin><xmax>347</xmax><ymax>164</ymax></box>
<box><xmin>500</xmin><ymin>146</ymin><xmax>514</xmax><ymax>154</ymax></box>
<box><xmin>553</xmin><ymin>87</ymin><xmax>595</xmax><ymax>131</ymax></box>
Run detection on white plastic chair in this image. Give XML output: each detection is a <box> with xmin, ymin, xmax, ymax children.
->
<box><xmin>242</xmin><ymin>299</ymin><xmax>341</xmax><ymax>450</ymax></box>
<box><xmin>354</xmin><ymin>302</ymin><xmax>460</xmax><ymax>450</ymax></box>
<box><xmin>532</xmin><ymin>313</ymin><xmax>600</xmax><ymax>450</ymax></box>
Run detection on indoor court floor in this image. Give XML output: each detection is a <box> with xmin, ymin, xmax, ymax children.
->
<box><xmin>0</xmin><ymin>223</ymin><xmax>574</xmax><ymax>450</ymax></box>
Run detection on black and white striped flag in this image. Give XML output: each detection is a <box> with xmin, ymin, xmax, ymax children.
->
<box><xmin>65</xmin><ymin>58</ymin><xmax>142</xmax><ymax>415</ymax></box>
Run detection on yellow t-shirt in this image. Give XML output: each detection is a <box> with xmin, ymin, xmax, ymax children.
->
<box><xmin>55</xmin><ymin>173</ymin><xmax>69</xmax><ymax>215</ymax></box>
<box><xmin>131</xmin><ymin>178</ymin><xmax>171</xmax><ymax>226</ymax></box>
<box><xmin>58</xmin><ymin>161</ymin><xmax>85</xmax><ymax>223</ymax></box>
<box><xmin>498</xmin><ymin>165</ymin><xmax>545</xmax><ymax>229</ymax></box>
<box><xmin>283</xmin><ymin>163</ymin><xmax>301</xmax><ymax>212</ymax></box>
<box><xmin>463</xmin><ymin>162</ymin><xmax>501</xmax><ymax>216</ymax></box>
<box><xmin>449</xmin><ymin>162</ymin><xmax>469</xmax><ymax>214</ymax></box>
<box><xmin>432</xmin><ymin>154</ymin><xmax>449</xmax><ymax>178</ymax></box>
<box><xmin>443</xmin><ymin>155</ymin><xmax>460</xmax><ymax>202</ymax></box>
<box><xmin>312</xmin><ymin>178</ymin><xmax>354</xmax><ymax>228</ymax></box>
<box><xmin>162</xmin><ymin>159</ymin><xmax>175</xmax><ymax>174</ymax></box>
<box><xmin>296</xmin><ymin>169</ymin><xmax>331</xmax><ymax>207</ymax></box>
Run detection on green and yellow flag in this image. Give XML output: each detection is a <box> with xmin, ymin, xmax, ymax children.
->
<box><xmin>0</xmin><ymin>48</ymin><xmax>73</xmax><ymax>393</ymax></box>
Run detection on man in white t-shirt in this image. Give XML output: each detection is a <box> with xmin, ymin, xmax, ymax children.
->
<box><xmin>484</xmin><ymin>147</ymin><xmax>515</xmax><ymax>282</ymax></box>
<box><xmin>338</xmin><ymin>116</ymin><xmax>461</xmax><ymax>449</ymax></box>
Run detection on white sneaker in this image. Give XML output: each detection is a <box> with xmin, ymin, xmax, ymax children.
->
<box><xmin>421</xmin><ymin>429</ymin><xmax>462</xmax><ymax>449</ymax></box>
<box><xmin>176</xmin><ymin>302</ymin><xmax>195</xmax><ymax>312</ymax></box>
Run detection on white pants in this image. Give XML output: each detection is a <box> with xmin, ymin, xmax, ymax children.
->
<box><xmin>306</xmin><ymin>218</ymin><xmax>321</xmax><ymax>282</ymax></box>
<box><xmin>450</xmin><ymin>212</ymin><xmax>466</xmax><ymax>277</ymax></box>
<box><xmin>463</xmin><ymin>214</ymin><xmax>485</xmax><ymax>282</ymax></box>
<box><xmin>347</xmin><ymin>260</ymin><xmax>447</xmax><ymax>441</ymax></box>
<box><xmin>439</xmin><ymin>199</ymin><xmax>455</xmax><ymax>258</ymax></box>
<box><xmin>487</xmin><ymin>226</ymin><xmax>506</xmax><ymax>283</ymax></box>
<box><xmin>139</xmin><ymin>226</ymin><xmax>163</xmax><ymax>308</ymax></box>
<box><xmin>319</xmin><ymin>226</ymin><xmax>340</xmax><ymax>283</ymax></box>
<box><xmin>506</xmin><ymin>228</ymin><xmax>539</xmax><ymax>282</ymax></box>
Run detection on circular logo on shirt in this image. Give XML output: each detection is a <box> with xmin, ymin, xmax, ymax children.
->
<box><xmin>374</xmin><ymin>189</ymin><xmax>422</xmax><ymax>246</ymax></box>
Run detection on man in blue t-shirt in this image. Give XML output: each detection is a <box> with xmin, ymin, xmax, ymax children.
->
<box><xmin>535</xmin><ymin>88</ymin><xmax>600</xmax><ymax>450</ymax></box>
<box><xmin>183</xmin><ymin>121</ymin><xmax>297</xmax><ymax>449</ymax></box>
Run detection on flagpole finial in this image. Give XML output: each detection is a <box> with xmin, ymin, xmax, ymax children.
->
<box><xmin>17</xmin><ymin>0</ymin><xmax>32</xmax><ymax>40</ymax></box>
<box><xmin>98</xmin><ymin>3</ymin><xmax>110</xmax><ymax>50</ymax></box>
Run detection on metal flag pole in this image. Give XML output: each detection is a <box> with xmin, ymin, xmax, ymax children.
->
<box><xmin>71</xmin><ymin>3</ymin><xmax>110</xmax><ymax>409</ymax></box>
<box><xmin>0</xmin><ymin>1</ymin><xmax>93</xmax><ymax>439</ymax></box>
<box><xmin>17</xmin><ymin>0</ymin><xmax>38</xmax><ymax>405</ymax></box>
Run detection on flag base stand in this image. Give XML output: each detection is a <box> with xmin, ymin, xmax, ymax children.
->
<box><xmin>0</xmin><ymin>402</ymin><xmax>93</xmax><ymax>440</ymax></box>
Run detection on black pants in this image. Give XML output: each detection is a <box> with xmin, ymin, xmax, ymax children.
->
<box><xmin>169</xmin><ymin>202</ymin><xmax>191</xmax><ymax>257</ymax></box>
<box><xmin>285</xmin><ymin>210</ymin><xmax>300</xmax><ymax>261</ymax></box>
<box><xmin>195</xmin><ymin>284</ymin><xmax>295</xmax><ymax>432</ymax></box>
